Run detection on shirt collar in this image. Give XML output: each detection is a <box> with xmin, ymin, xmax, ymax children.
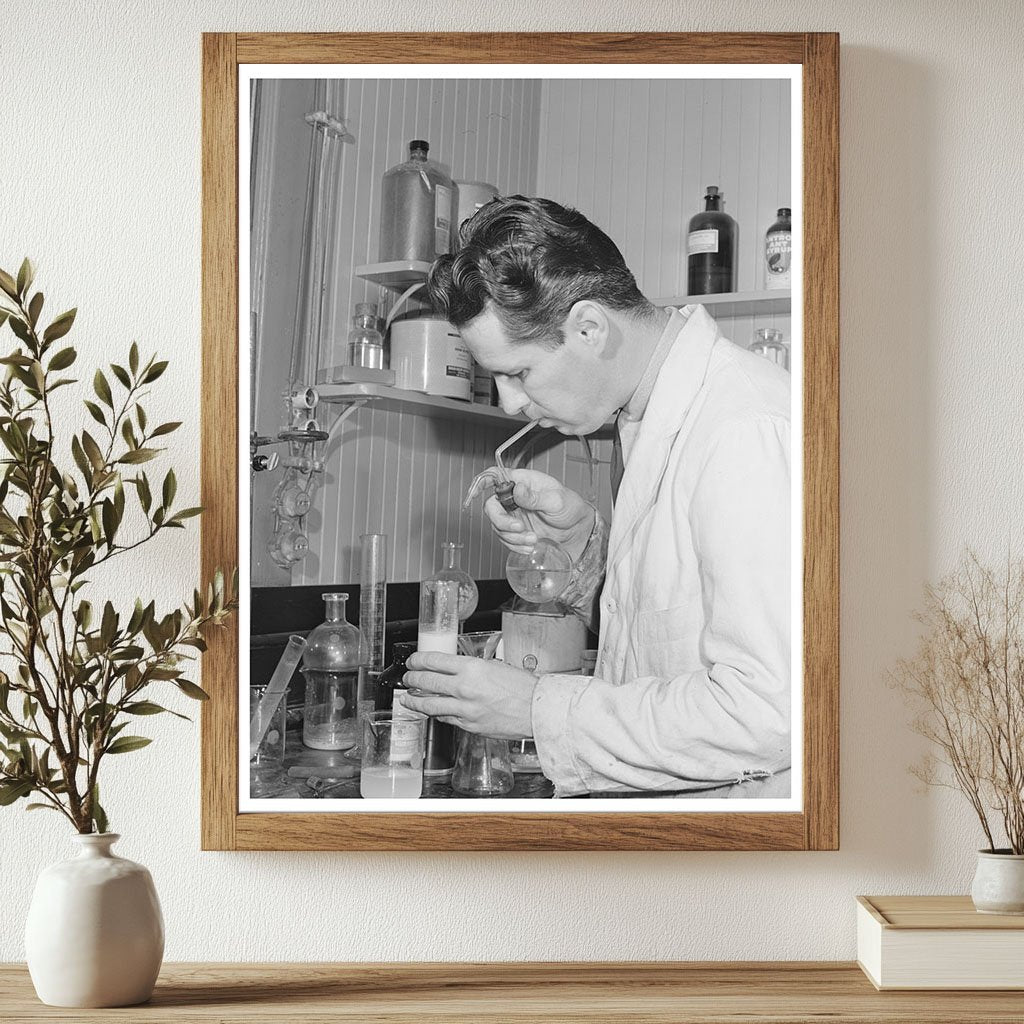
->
<box><xmin>618</xmin><ymin>306</ymin><xmax>691</xmax><ymax>425</ymax></box>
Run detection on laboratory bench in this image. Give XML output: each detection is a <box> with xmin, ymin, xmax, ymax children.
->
<box><xmin>3</xmin><ymin>962</ymin><xmax>1022</xmax><ymax>1022</ymax></box>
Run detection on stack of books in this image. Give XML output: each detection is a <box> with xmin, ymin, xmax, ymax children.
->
<box><xmin>857</xmin><ymin>895</ymin><xmax>1024</xmax><ymax>990</ymax></box>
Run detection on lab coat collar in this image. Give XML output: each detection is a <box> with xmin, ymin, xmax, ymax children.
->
<box><xmin>607</xmin><ymin>304</ymin><xmax>721</xmax><ymax>564</ymax></box>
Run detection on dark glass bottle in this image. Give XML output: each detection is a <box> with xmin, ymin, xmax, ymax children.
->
<box><xmin>376</xmin><ymin>641</ymin><xmax>417</xmax><ymax>712</ymax></box>
<box><xmin>687</xmin><ymin>186</ymin><xmax>737</xmax><ymax>296</ymax></box>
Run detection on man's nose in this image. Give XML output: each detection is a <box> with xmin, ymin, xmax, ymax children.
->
<box><xmin>494</xmin><ymin>376</ymin><xmax>529</xmax><ymax>416</ymax></box>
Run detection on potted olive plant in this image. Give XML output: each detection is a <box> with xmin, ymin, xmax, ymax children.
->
<box><xmin>0</xmin><ymin>260</ymin><xmax>236</xmax><ymax>1006</ymax></box>
<box><xmin>895</xmin><ymin>552</ymin><xmax>1024</xmax><ymax>914</ymax></box>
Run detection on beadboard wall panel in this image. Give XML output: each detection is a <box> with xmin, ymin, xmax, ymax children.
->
<box><xmin>536</xmin><ymin>77</ymin><xmax>792</xmax><ymax>301</ymax></box>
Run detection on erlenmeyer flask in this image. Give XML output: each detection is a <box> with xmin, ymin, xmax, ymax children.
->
<box><xmin>451</xmin><ymin>731</ymin><xmax>514</xmax><ymax>796</ymax></box>
<box><xmin>432</xmin><ymin>541</ymin><xmax>478</xmax><ymax>621</ymax></box>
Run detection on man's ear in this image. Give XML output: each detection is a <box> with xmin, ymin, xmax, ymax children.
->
<box><xmin>564</xmin><ymin>300</ymin><xmax>611</xmax><ymax>355</ymax></box>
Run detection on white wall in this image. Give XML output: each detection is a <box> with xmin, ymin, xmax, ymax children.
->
<box><xmin>1</xmin><ymin>0</ymin><xmax>1022</xmax><ymax>963</ymax></box>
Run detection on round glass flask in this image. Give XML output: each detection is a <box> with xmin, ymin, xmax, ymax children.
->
<box><xmin>494</xmin><ymin>481</ymin><xmax>573</xmax><ymax>604</ymax></box>
<box><xmin>301</xmin><ymin>593</ymin><xmax>368</xmax><ymax>750</ymax></box>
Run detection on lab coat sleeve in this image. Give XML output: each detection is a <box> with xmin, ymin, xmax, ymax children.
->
<box><xmin>531</xmin><ymin>414</ymin><xmax>791</xmax><ymax>795</ymax></box>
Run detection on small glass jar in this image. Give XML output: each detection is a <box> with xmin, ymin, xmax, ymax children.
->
<box><xmin>749</xmin><ymin>327</ymin><xmax>789</xmax><ymax>371</ymax></box>
<box><xmin>347</xmin><ymin>302</ymin><xmax>385</xmax><ymax>369</ymax></box>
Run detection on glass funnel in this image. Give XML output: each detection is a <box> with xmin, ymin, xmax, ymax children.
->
<box><xmin>301</xmin><ymin>593</ymin><xmax>368</xmax><ymax>751</ymax></box>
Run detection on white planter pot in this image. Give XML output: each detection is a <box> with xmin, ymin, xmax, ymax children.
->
<box><xmin>25</xmin><ymin>833</ymin><xmax>164</xmax><ymax>1007</ymax></box>
<box><xmin>970</xmin><ymin>849</ymin><xmax>1024</xmax><ymax>915</ymax></box>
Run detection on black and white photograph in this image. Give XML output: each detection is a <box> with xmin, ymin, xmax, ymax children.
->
<box><xmin>242</xmin><ymin>66</ymin><xmax>802</xmax><ymax>811</ymax></box>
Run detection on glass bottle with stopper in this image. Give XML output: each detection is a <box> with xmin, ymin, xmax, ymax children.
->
<box><xmin>464</xmin><ymin>419</ymin><xmax>574</xmax><ymax>604</ymax></box>
<box><xmin>301</xmin><ymin>593</ymin><xmax>368</xmax><ymax>751</ymax></box>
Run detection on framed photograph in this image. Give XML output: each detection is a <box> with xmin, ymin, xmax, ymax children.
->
<box><xmin>201</xmin><ymin>32</ymin><xmax>838</xmax><ymax>851</ymax></box>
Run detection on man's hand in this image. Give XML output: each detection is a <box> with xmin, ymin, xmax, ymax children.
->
<box><xmin>401</xmin><ymin>652</ymin><xmax>538</xmax><ymax>739</ymax></box>
<box><xmin>484</xmin><ymin>468</ymin><xmax>594</xmax><ymax>562</ymax></box>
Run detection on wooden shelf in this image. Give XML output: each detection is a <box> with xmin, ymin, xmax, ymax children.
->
<box><xmin>316</xmin><ymin>382</ymin><xmax>523</xmax><ymax>425</ymax></box>
<box><xmin>3</xmin><ymin>962</ymin><xmax>1021</xmax><ymax>1022</ymax></box>
<box><xmin>652</xmin><ymin>289</ymin><xmax>791</xmax><ymax>317</ymax></box>
<box><xmin>355</xmin><ymin>261</ymin><xmax>432</xmax><ymax>291</ymax></box>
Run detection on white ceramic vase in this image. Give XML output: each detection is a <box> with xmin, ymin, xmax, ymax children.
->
<box><xmin>970</xmin><ymin>849</ymin><xmax>1024</xmax><ymax>915</ymax></box>
<box><xmin>25</xmin><ymin>833</ymin><xmax>164</xmax><ymax>1007</ymax></box>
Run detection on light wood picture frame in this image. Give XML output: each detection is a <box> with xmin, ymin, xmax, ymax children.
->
<box><xmin>201</xmin><ymin>31</ymin><xmax>839</xmax><ymax>851</ymax></box>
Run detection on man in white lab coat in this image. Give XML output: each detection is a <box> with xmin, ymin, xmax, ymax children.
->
<box><xmin>403</xmin><ymin>196</ymin><xmax>791</xmax><ymax>798</ymax></box>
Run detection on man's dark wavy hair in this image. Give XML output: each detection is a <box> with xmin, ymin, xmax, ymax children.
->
<box><xmin>427</xmin><ymin>195</ymin><xmax>653</xmax><ymax>346</ymax></box>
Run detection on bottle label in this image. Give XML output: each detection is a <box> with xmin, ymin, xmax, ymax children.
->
<box><xmin>434</xmin><ymin>184</ymin><xmax>452</xmax><ymax>256</ymax></box>
<box><xmin>688</xmin><ymin>229</ymin><xmax>719</xmax><ymax>255</ymax></box>
<box><xmin>766</xmin><ymin>230</ymin><xmax>792</xmax><ymax>289</ymax></box>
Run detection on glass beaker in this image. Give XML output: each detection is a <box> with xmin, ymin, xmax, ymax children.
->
<box><xmin>418</xmin><ymin>578</ymin><xmax>461</xmax><ymax>654</ymax></box>
<box><xmin>301</xmin><ymin>592</ymin><xmax>367</xmax><ymax>750</ymax></box>
<box><xmin>451</xmin><ymin>731</ymin><xmax>514</xmax><ymax>796</ymax></box>
<box><xmin>360</xmin><ymin>711</ymin><xmax>428</xmax><ymax>799</ymax></box>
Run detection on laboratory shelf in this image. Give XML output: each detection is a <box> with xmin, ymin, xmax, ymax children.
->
<box><xmin>355</xmin><ymin>260</ymin><xmax>432</xmax><ymax>290</ymax></box>
<box><xmin>316</xmin><ymin>381</ymin><xmax>524</xmax><ymax>425</ymax></box>
<box><xmin>651</xmin><ymin>289</ymin><xmax>791</xmax><ymax>317</ymax></box>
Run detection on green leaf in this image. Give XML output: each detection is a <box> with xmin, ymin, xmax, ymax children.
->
<box><xmin>101</xmin><ymin>498</ymin><xmax>116</xmax><ymax>546</ymax></box>
<box><xmin>121</xmin><ymin>418</ymin><xmax>137</xmax><ymax>449</ymax></box>
<box><xmin>0</xmin><ymin>779</ymin><xmax>33</xmax><ymax>805</ymax></box>
<box><xmin>91</xmin><ymin>785</ymin><xmax>108</xmax><ymax>834</ymax></box>
<box><xmin>175</xmin><ymin>679</ymin><xmax>210</xmax><ymax>701</ymax></box>
<box><xmin>8</xmin><ymin>316</ymin><xmax>32</xmax><ymax>345</ymax></box>
<box><xmin>129</xmin><ymin>342</ymin><xmax>139</xmax><ymax>375</ymax></box>
<box><xmin>100</xmin><ymin>601</ymin><xmax>117</xmax><ymax>647</ymax></box>
<box><xmin>27</xmin><ymin>292</ymin><xmax>43</xmax><ymax>328</ymax></box>
<box><xmin>136</xmin><ymin>404</ymin><xmax>147</xmax><ymax>432</ymax></box>
<box><xmin>168</xmin><ymin>507</ymin><xmax>202</xmax><ymax>524</ymax></box>
<box><xmin>0</xmin><ymin>310</ymin><xmax>9</xmax><ymax>331</ymax></box>
<box><xmin>118</xmin><ymin>448</ymin><xmax>157</xmax><ymax>465</ymax></box>
<box><xmin>0</xmin><ymin>269</ymin><xmax>18</xmax><ymax>301</ymax></box>
<box><xmin>136</xmin><ymin>473</ymin><xmax>152</xmax><ymax>513</ymax></box>
<box><xmin>162</xmin><ymin>468</ymin><xmax>176</xmax><ymax>508</ymax></box>
<box><xmin>42</xmin><ymin>308</ymin><xmax>76</xmax><ymax>344</ymax></box>
<box><xmin>124</xmin><ymin>701</ymin><xmax>169</xmax><ymax>716</ymax></box>
<box><xmin>70</xmin><ymin>435</ymin><xmax>92</xmax><ymax>482</ymax></box>
<box><xmin>26</xmin><ymin>803</ymin><xmax>61</xmax><ymax>813</ymax></box>
<box><xmin>76</xmin><ymin>600</ymin><xmax>93</xmax><ymax>631</ymax></box>
<box><xmin>110</xmin><ymin>363</ymin><xmax>131</xmax><ymax>389</ymax></box>
<box><xmin>16</xmin><ymin>258</ymin><xmax>34</xmax><ymax>299</ymax></box>
<box><xmin>47</xmin><ymin>346</ymin><xmax>77</xmax><ymax>371</ymax></box>
<box><xmin>83</xmin><ymin>400</ymin><xmax>107</xmax><ymax>427</ymax></box>
<box><xmin>142</xmin><ymin>360</ymin><xmax>168</xmax><ymax>383</ymax></box>
<box><xmin>93</xmin><ymin>369</ymin><xmax>113</xmax><ymax>409</ymax></box>
<box><xmin>81</xmin><ymin>431</ymin><xmax>105</xmax><ymax>472</ymax></box>
<box><xmin>105</xmin><ymin>736</ymin><xmax>152</xmax><ymax>755</ymax></box>
<box><xmin>150</xmin><ymin>421</ymin><xmax>181</xmax><ymax>438</ymax></box>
